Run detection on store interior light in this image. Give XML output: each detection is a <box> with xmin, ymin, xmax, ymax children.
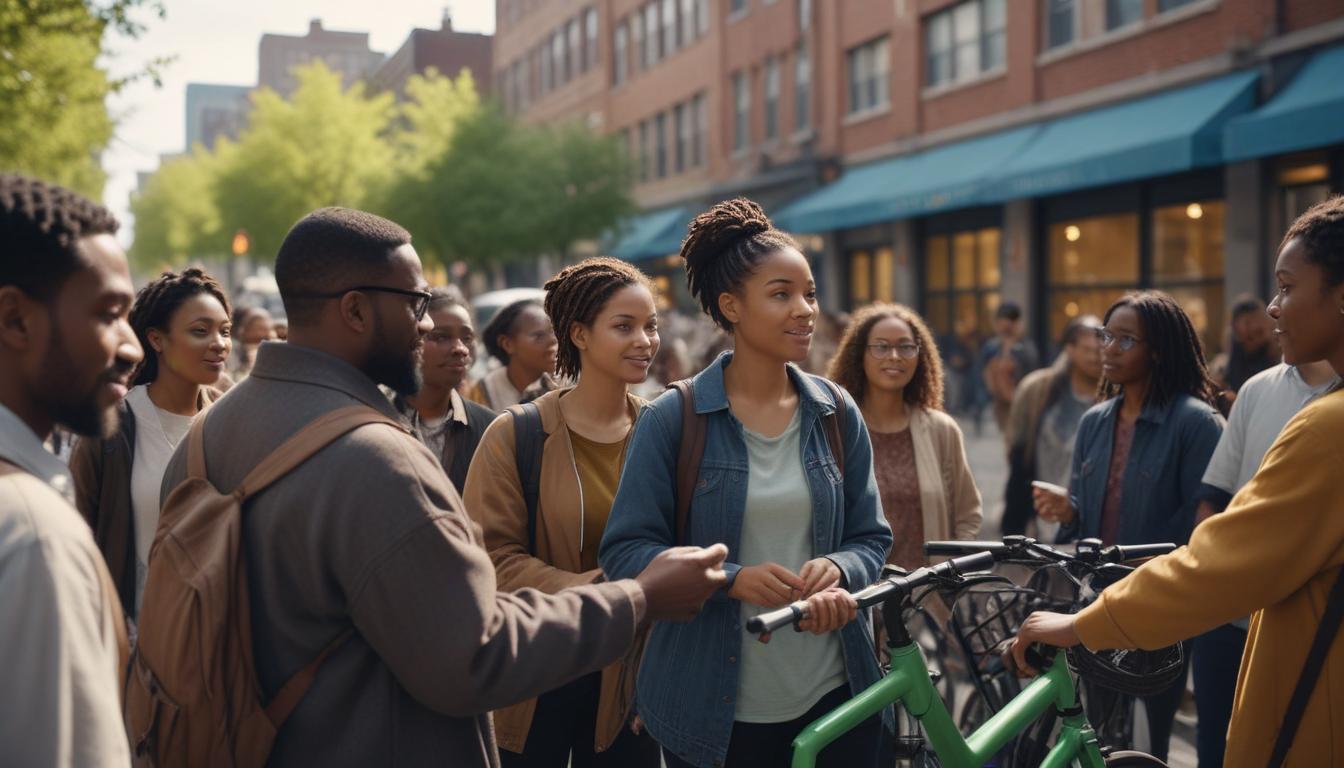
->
<box><xmin>1065</xmin><ymin>225</ymin><xmax>1081</xmax><ymax>242</ymax></box>
<box><xmin>1065</xmin><ymin>301</ymin><xmax>1080</xmax><ymax>317</ymax></box>
<box><xmin>1186</xmin><ymin>203</ymin><xmax>1204</xmax><ymax>220</ymax></box>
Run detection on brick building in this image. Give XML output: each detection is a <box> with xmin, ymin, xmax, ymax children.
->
<box><xmin>495</xmin><ymin>0</ymin><xmax>1344</xmax><ymax>354</ymax></box>
<box><xmin>371</xmin><ymin>10</ymin><xmax>495</xmax><ymax>98</ymax></box>
<box><xmin>258</xmin><ymin>19</ymin><xmax>385</xmax><ymax>98</ymax></box>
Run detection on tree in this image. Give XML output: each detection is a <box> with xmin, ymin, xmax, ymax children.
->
<box><xmin>392</xmin><ymin>67</ymin><xmax>479</xmax><ymax>176</ymax></box>
<box><xmin>532</xmin><ymin>121</ymin><xmax>637</xmax><ymax>258</ymax></box>
<box><xmin>128</xmin><ymin>143</ymin><xmax>228</xmax><ymax>272</ymax></box>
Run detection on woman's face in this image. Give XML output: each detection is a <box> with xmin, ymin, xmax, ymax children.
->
<box><xmin>1268</xmin><ymin>237</ymin><xmax>1344</xmax><ymax>367</ymax></box>
<box><xmin>862</xmin><ymin>315</ymin><xmax>919</xmax><ymax>396</ymax></box>
<box><xmin>574</xmin><ymin>284</ymin><xmax>660</xmax><ymax>385</ymax></box>
<box><xmin>502</xmin><ymin>305</ymin><xmax>558</xmax><ymax>378</ymax></box>
<box><xmin>1099</xmin><ymin>305</ymin><xmax>1152</xmax><ymax>389</ymax></box>
<box><xmin>421</xmin><ymin>304</ymin><xmax>475</xmax><ymax>391</ymax></box>
<box><xmin>240</xmin><ymin>312</ymin><xmax>274</xmax><ymax>345</ymax></box>
<box><xmin>150</xmin><ymin>293</ymin><xmax>232</xmax><ymax>386</ymax></box>
<box><xmin>719</xmin><ymin>246</ymin><xmax>817</xmax><ymax>364</ymax></box>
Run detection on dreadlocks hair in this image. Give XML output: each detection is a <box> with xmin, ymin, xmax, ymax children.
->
<box><xmin>482</xmin><ymin>298</ymin><xmax>543</xmax><ymax>365</ymax></box>
<box><xmin>544</xmin><ymin>257</ymin><xmax>655</xmax><ymax>380</ymax></box>
<box><xmin>827</xmin><ymin>303</ymin><xmax>944</xmax><ymax>411</ymax></box>
<box><xmin>1281</xmin><ymin>194</ymin><xmax>1344</xmax><ymax>288</ymax></box>
<box><xmin>679</xmin><ymin>197</ymin><xmax>802</xmax><ymax>331</ymax></box>
<box><xmin>1099</xmin><ymin>290</ymin><xmax>1219</xmax><ymax>409</ymax></box>
<box><xmin>0</xmin><ymin>174</ymin><xmax>120</xmax><ymax>301</ymax></box>
<box><xmin>128</xmin><ymin>268</ymin><xmax>233</xmax><ymax>386</ymax></box>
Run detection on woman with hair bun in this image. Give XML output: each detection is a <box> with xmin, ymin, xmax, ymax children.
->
<box><xmin>70</xmin><ymin>267</ymin><xmax>232</xmax><ymax>619</ymax></box>
<box><xmin>464</xmin><ymin>257</ymin><xmax>662</xmax><ymax>768</ymax></box>
<box><xmin>600</xmin><ymin>199</ymin><xmax>892</xmax><ymax>768</ymax></box>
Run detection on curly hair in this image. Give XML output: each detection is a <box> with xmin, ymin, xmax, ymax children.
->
<box><xmin>544</xmin><ymin>257</ymin><xmax>655</xmax><ymax>380</ymax></box>
<box><xmin>0</xmin><ymin>173</ymin><xmax>120</xmax><ymax>301</ymax></box>
<box><xmin>129</xmin><ymin>268</ymin><xmax>232</xmax><ymax>385</ymax></box>
<box><xmin>827</xmin><ymin>303</ymin><xmax>944</xmax><ymax>411</ymax></box>
<box><xmin>679</xmin><ymin>197</ymin><xmax>801</xmax><ymax>330</ymax></box>
<box><xmin>482</xmin><ymin>298</ymin><xmax>543</xmax><ymax>365</ymax></box>
<box><xmin>1281</xmin><ymin>194</ymin><xmax>1344</xmax><ymax>287</ymax></box>
<box><xmin>1099</xmin><ymin>290</ymin><xmax>1219</xmax><ymax>409</ymax></box>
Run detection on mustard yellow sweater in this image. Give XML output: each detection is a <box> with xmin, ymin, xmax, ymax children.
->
<box><xmin>1076</xmin><ymin>388</ymin><xmax>1344</xmax><ymax>767</ymax></box>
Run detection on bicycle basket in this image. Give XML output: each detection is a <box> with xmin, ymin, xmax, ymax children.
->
<box><xmin>1069</xmin><ymin>641</ymin><xmax>1186</xmax><ymax>697</ymax></box>
<box><xmin>948</xmin><ymin>582</ymin><xmax>1072</xmax><ymax>678</ymax></box>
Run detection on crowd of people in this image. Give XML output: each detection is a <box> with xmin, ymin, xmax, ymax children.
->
<box><xmin>1</xmin><ymin>170</ymin><xmax>1341</xmax><ymax>768</ymax></box>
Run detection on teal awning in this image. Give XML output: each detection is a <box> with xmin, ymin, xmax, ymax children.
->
<box><xmin>983</xmin><ymin>70</ymin><xmax>1258</xmax><ymax>201</ymax></box>
<box><xmin>606</xmin><ymin>206</ymin><xmax>687</xmax><ymax>262</ymax></box>
<box><xmin>1224</xmin><ymin>44</ymin><xmax>1344</xmax><ymax>162</ymax></box>
<box><xmin>774</xmin><ymin>126</ymin><xmax>1040</xmax><ymax>234</ymax></box>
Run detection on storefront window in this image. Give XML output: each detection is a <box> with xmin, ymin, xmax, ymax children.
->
<box><xmin>1045</xmin><ymin>212</ymin><xmax>1139</xmax><ymax>344</ymax></box>
<box><xmin>1153</xmin><ymin>199</ymin><xmax>1225</xmax><ymax>354</ymax></box>
<box><xmin>846</xmin><ymin>247</ymin><xmax>896</xmax><ymax>307</ymax></box>
<box><xmin>925</xmin><ymin>226</ymin><xmax>1001</xmax><ymax>338</ymax></box>
<box><xmin>849</xmin><ymin>250</ymin><xmax>872</xmax><ymax>304</ymax></box>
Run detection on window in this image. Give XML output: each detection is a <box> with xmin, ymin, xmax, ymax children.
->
<box><xmin>924</xmin><ymin>227</ymin><xmax>1002</xmax><ymax>337</ymax></box>
<box><xmin>697</xmin><ymin>0</ymin><xmax>710</xmax><ymax>35</ymax></box>
<box><xmin>730</xmin><ymin>0</ymin><xmax>747</xmax><ymax>16</ymax></box>
<box><xmin>517</xmin><ymin>59</ymin><xmax>529</xmax><ymax>107</ymax></box>
<box><xmin>631</xmin><ymin>16</ymin><xmax>644</xmax><ymax>73</ymax></box>
<box><xmin>794</xmin><ymin>44</ymin><xmax>810</xmax><ymax>133</ymax></box>
<box><xmin>1106</xmin><ymin>0</ymin><xmax>1142</xmax><ymax>30</ymax></box>
<box><xmin>1045</xmin><ymin>212</ymin><xmax>1140</xmax><ymax>342</ymax></box>
<box><xmin>680</xmin><ymin>0</ymin><xmax>696</xmax><ymax>46</ymax></box>
<box><xmin>847</xmin><ymin>37</ymin><xmax>890</xmax><ymax>114</ymax></box>
<box><xmin>644</xmin><ymin>4</ymin><xmax>660</xmax><ymax>68</ymax></box>
<box><xmin>655</xmin><ymin>112</ymin><xmax>668</xmax><ymax>178</ymax></box>
<box><xmin>568</xmin><ymin>18</ymin><xmax>582</xmax><ymax>78</ymax></box>
<box><xmin>585</xmin><ymin>8</ymin><xmax>599</xmax><ymax>70</ymax></box>
<box><xmin>613</xmin><ymin>24</ymin><xmax>628</xmax><ymax>85</ymax></box>
<box><xmin>848</xmin><ymin>247</ymin><xmax>897</xmax><ymax>305</ymax></box>
<box><xmin>663</xmin><ymin>0</ymin><xmax>678</xmax><ymax>54</ymax></box>
<box><xmin>693</xmin><ymin>92</ymin><xmax>707</xmax><ymax>166</ymax></box>
<box><xmin>733</xmin><ymin>71</ymin><xmax>750</xmax><ymax>151</ymax></box>
<box><xmin>798</xmin><ymin>0</ymin><xmax>812</xmax><ymax>31</ymax></box>
<box><xmin>1152</xmin><ymin>200</ymin><xmax>1226</xmax><ymax>353</ymax></box>
<box><xmin>551</xmin><ymin>31</ymin><xmax>566</xmax><ymax>86</ymax></box>
<box><xmin>764</xmin><ymin>56</ymin><xmax>780</xmax><ymax>141</ymax></box>
<box><xmin>638</xmin><ymin>120</ymin><xmax>650</xmax><ymax>182</ymax></box>
<box><xmin>1045</xmin><ymin>0</ymin><xmax>1076</xmax><ymax>49</ymax></box>
<box><xmin>1158</xmin><ymin>0</ymin><xmax>1200</xmax><ymax>10</ymax></box>
<box><xmin>673</xmin><ymin>103</ymin><xmax>686</xmax><ymax>173</ymax></box>
<box><xmin>925</xmin><ymin>0</ymin><xmax>1004</xmax><ymax>88</ymax></box>
<box><xmin>540</xmin><ymin>42</ymin><xmax>552</xmax><ymax>92</ymax></box>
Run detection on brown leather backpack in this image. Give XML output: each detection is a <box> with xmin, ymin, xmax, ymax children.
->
<box><xmin>124</xmin><ymin>405</ymin><xmax>408</xmax><ymax>767</ymax></box>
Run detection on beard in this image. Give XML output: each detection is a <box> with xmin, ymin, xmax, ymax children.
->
<box><xmin>39</xmin><ymin>325</ymin><xmax>132</xmax><ymax>439</ymax></box>
<box><xmin>367</xmin><ymin>315</ymin><xmax>423</xmax><ymax>396</ymax></box>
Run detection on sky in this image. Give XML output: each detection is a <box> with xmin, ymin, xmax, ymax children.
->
<box><xmin>101</xmin><ymin>0</ymin><xmax>497</xmax><ymax>245</ymax></box>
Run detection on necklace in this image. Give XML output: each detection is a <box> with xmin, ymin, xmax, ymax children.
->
<box><xmin>146</xmin><ymin>384</ymin><xmax>193</xmax><ymax>452</ymax></box>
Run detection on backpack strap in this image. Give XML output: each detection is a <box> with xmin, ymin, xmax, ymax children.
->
<box><xmin>509</xmin><ymin>403</ymin><xmax>546</xmax><ymax>554</ymax></box>
<box><xmin>1267</xmin><ymin>566</ymin><xmax>1344</xmax><ymax>768</ymax></box>
<box><xmin>264</xmin><ymin>627</ymin><xmax>354</xmax><ymax>725</ymax></box>
<box><xmin>668</xmin><ymin>380</ymin><xmax>706</xmax><ymax>546</ymax></box>
<box><xmin>818</xmin><ymin>378</ymin><xmax>847</xmax><ymax>477</ymax></box>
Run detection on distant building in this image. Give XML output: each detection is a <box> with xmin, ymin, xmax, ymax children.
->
<box><xmin>371</xmin><ymin>10</ymin><xmax>493</xmax><ymax>98</ymax></box>
<box><xmin>185</xmin><ymin>83</ymin><xmax>251</xmax><ymax>150</ymax></box>
<box><xmin>258</xmin><ymin>18</ymin><xmax>385</xmax><ymax>97</ymax></box>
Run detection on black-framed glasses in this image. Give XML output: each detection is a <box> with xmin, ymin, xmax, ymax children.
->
<box><xmin>1095</xmin><ymin>328</ymin><xmax>1144</xmax><ymax>352</ymax></box>
<box><xmin>866</xmin><ymin>342</ymin><xmax>920</xmax><ymax>360</ymax></box>
<box><xmin>291</xmin><ymin>285</ymin><xmax>433</xmax><ymax>321</ymax></box>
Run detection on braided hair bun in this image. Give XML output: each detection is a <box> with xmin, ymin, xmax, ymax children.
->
<box><xmin>129</xmin><ymin>267</ymin><xmax>232</xmax><ymax>385</ymax></box>
<box><xmin>679</xmin><ymin>197</ymin><xmax>799</xmax><ymax>330</ymax></box>
<box><xmin>544</xmin><ymin>256</ymin><xmax>654</xmax><ymax>379</ymax></box>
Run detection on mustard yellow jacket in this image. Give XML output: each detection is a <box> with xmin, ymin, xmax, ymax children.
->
<box><xmin>1076</xmin><ymin>388</ymin><xmax>1344</xmax><ymax>767</ymax></box>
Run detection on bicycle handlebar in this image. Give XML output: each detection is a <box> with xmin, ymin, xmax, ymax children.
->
<box><xmin>923</xmin><ymin>536</ymin><xmax>1175</xmax><ymax>566</ymax></box>
<box><xmin>745</xmin><ymin>551</ymin><xmax>995</xmax><ymax>636</ymax></box>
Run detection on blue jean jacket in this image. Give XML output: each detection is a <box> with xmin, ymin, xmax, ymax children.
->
<box><xmin>1060</xmin><ymin>393</ymin><xmax>1224</xmax><ymax>546</ymax></box>
<box><xmin>599</xmin><ymin>353</ymin><xmax>893</xmax><ymax>768</ymax></box>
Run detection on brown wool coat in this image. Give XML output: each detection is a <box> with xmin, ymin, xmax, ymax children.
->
<box><xmin>462</xmin><ymin>387</ymin><xmax>647</xmax><ymax>755</ymax></box>
<box><xmin>158</xmin><ymin>343</ymin><xmax>646</xmax><ymax>767</ymax></box>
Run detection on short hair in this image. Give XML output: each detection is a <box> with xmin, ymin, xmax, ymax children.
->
<box><xmin>482</xmin><ymin>298</ymin><xmax>542</xmax><ymax>365</ymax></box>
<box><xmin>427</xmin><ymin>285</ymin><xmax>470</xmax><ymax>317</ymax></box>
<box><xmin>544</xmin><ymin>257</ymin><xmax>655</xmax><ymax>379</ymax></box>
<box><xmin>1281</xmin><ymin>195</ymin><xmax>1344</xmax><ymax>287</ymax></box>
<box><xmin>679</xmin><ymin>197</ymin><xmax>801</xmax><ymax>331</ymax></box>
<box><xmin>1100</xmin><ymin>290</ymin><xmax>1218</xmax><ymax>409</ymax></box>
<box><xmin>1060</xmin><ymin>314</ymin><xmax>1101</xmax><ymax>347</ymax></box>
<box><xmin>1229</xmin><ymin>294</ymin><xmax>1266</xmax><ymax>322</ymax></box>
<box><xmin>129</xmin><ymin>268</ymin><xmax>232</xmax><ymax>385</ymax></box>
<box><xmin>827</xmin><ymin>303</ymin><xmax>944</xmax><ymax>411</ymax></box>
<box><xmin>274</xmin><ymin>207</ymin><xmax>412</xmax><ymax>325</ymax></box>
<box><xmin>995</xmin><ymin>302</ymin><xmax>1023</xmax><ymax>322</ymax></box>
<box><xmin>0</xmin><ymin>174</ymin><xmax>120</xmax><ymax>301</ymax></box>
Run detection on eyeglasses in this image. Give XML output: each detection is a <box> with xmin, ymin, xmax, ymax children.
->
<box><xmin>866</xmin><ymin>342</ymin><xmax>920</xmax><ymax>360</ymax></box>
<box><xmin>1095</xmin><ymin>328</ymin><xmax>1144</xmax><ymax>352</ymax></box>
<box><xmin>291</xmin><ymin>285</ymin><xmax>433</xmax><ymax>321</ymax></box>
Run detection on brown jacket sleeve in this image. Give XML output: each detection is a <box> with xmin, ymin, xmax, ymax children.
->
<box><xmin>67</xmin><ymin>436</ymin><xmax>104</xmax><ymax>533</ymax></box>
<box><xmin>462</xmin><ymin>412</ymin><xmax>602</xmax><ymax>593</ymax></box>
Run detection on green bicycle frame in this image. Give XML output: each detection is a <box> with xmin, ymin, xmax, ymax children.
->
<box><xmin>791</xmin><ymin>641</ymin><xmax>1106</xmax><ymax>768</ymax></box>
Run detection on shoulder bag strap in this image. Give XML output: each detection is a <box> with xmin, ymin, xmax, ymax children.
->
<box><xmin>819</xmin><ymin>378</ymin><xmax>846</xmax><ymax>477</ymax></box>
<box><xmin>264</xmin><ymin>627</ymin><xmax>355</xmax><ymax>726</ymax></box>
<box><xmin>668</xmin><ymin>380</ymin><xmax>705</xmax><ymax>546</ymax></box>
<box><xmin>509</xmin><ymin>403</ymin><xmax>546</xmax><ymax>554</ymax></box>
<box><xmin>1267</xmin><ymin>565</ymin><xmax>1344</xmax><ymax>768</ymax></box>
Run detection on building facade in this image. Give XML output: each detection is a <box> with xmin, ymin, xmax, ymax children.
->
<box><xmin>258</xmin><ymin>18</ymin><xmax>386</xmax><ymax>97</ymax></box>
<box><xmin>184</xmin><ymin>83</ymin><xmax>251</xmax><ymax>150</ymax></box>
<box><xmin>494</xmin><ymin>0</ymin><xmax>1344</xmax><ymax>356</ymax></box>
<box><xmin>370</xmin><ymin>11</ymin><xmax>495</xmax><ymax>98</ymax></box>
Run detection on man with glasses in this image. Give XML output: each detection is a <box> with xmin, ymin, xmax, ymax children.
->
<box><xmin>159</xmin><ymin>207</ymin><xmax>731</xmax><ymax>767</ymax></box>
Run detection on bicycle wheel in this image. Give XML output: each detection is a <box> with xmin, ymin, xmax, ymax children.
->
<box><xmin>1103</xmin><ymin>750</ymin><xmax>1168</xmax><ymax>767</ymax></box>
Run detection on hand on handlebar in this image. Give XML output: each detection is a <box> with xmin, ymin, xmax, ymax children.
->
<box><xmin>730</xmin><ymin>562</ymin><xmax>806</xmax><ymax>608</ymax></box>
<box><xmin>796</xmin><ymin>557</ymin><xmax>842</xmax><ymax>599</ymax></box>
<box><xmin>1032</xmin><ymin>485</ymin><xmax>1076</xmax><ymax>525</ymax></box>
<box><xmin>1005</xmin><ymin>611</ymin><xmax>1081</xmax><ymax>676</ymax></box>
<box><xmin>758</xmin><ymin>587</ymin><xmax>857</xmax><ymax>644</ymax></box>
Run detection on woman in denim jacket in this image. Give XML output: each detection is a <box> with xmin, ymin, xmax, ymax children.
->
<box><xmin>1033</xmin><ymin>290</ymin><xmax>1224</xmax><ymax>761</ymax></box>
<box><xmin>600</xmin><ymin>199</ymin><xmax>892</xmax><ymax>768</ymax></box>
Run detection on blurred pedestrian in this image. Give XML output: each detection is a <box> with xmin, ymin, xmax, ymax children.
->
<box><xmin>389</xmin><ymin>287</ymin><xmax>494</xmax><ymax>494</ymax></box>
<box><xmin>70</xmin><ymin>267</ymin><xmax>231</xmax><ymax>619</ymax></box>
<box><xmin>229</xmin><ymin>304</ymin><xmax>274</xmax><ymax>379</ymax></box>
<box><xmin>0</xmin><ymin>173</ymin><xmax>137</xmax><ymax>767</ymax></box>
<box><xmin>1224</xmin><ymin>294</ymin><xmax>1278</xmax><ymax>393</ymax></box>
<box><xmin>1001</xmin><ymin>315</ymin><xmax>1102</xmax><ymax>539</ymax></box>
<box><xmin>980</xmin><ymin>302</ymin><xmax>1039</xmax><ymax>435</ymax></box>
<box><xmin>465</xmin><ymin>257</ymin><xmax>662</xmax><ymax>768</ymax></box>
<box><xmin>601</xmin><ymin>199</ymin><xmax>891</xmax><ymax>768</ymax></box>
<box><xmin>828</xmin><ymin>303</ymin><xmax>981</xmax><ymax>571</ymax></box>
<box><xmin>467</xmin><ymin>298</ymin><xmax>559</xmax><ymax>411</ymax></box>
<box><xmin>1033</xmin><ymin>290</ymin><xmax>1223</xmax><ymax>762</ymax></box>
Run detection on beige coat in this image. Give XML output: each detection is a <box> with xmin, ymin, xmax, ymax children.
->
<box><xmin>908</xmin><ymin>407</ymin><xmax>983</xmax><ymax>543</ymax></box>
<box><xmin>462</xmin><ymin>387</ymin><xmax>646</xmax><ymax>754</ymax></box>
<box><xmin>159</xmin><ymin>343</ymin><xmax>646</xmax><ymax>768</ymax></box>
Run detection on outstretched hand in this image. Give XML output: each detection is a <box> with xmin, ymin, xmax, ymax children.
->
<box><xmin>636</xmin><ymin>544</ymin><xmax>730</xmax><ymax>622</ymax></box>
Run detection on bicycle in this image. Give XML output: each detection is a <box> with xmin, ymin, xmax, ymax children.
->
<box><xmin>746</xmin><ymin>537</ymin><xmax>1178</xmax><ymax>768</ymax></box>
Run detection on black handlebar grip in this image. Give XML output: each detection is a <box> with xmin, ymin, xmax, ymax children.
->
<box><xmin>924</xmin><ymin>540</ymin><xmax>1006</xmax><ymax>557</ymax></box>
<box><xmin>943</xmin><ymin>550</ymin><xmax>997</xmax><ymax>575</ymax></box>
<box><xmin>1111</xmin><ymin>542</ymin><xmax>1177</xmax><ymax>562</ymax></box>
<box><xmin>746</xmin><ymin>603</ymin><xmax>805</xmax><ymax>635</ymax></box>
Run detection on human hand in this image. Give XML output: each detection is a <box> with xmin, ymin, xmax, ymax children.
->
<box><xmin>728</xmin><ymin>562</ymin><xmax>805</xmax><ymax>608</ymax></box>
<box><xmin>1005</xmin><ymin>611</ymin><xmax>1081</xmax><ymax>676</ymax></box>
<box><xmin>635</xmin><ymin>544</ymin><xmax>729</xmax><ymax>622</ymax></box>
<box><xmin>795</xmin><ymin>557</ymin><xmax>842</xmax><ymax>599</ymax></box>
<box><xmin>1032</xmin><ymin>485</ymin><xmax>1075</xmax><ymax>525</ymax></box>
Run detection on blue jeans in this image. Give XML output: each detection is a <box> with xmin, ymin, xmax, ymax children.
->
<box><xmin>1193</xmin><ymin>624</ymin><xmax>1247</xmax><ymax>768</ymax></box>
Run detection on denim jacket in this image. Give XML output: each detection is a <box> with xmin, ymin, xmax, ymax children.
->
<box><xmin>599</xmin><ymin>353</ymin><xmax>893</xmax><ymax>768</ymax></box>
<box><xmin>1060</xmin><ymin>393</ymin><xmax>1223</xmax><ymax>547</ymax></box>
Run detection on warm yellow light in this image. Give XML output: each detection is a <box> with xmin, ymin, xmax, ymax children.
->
<box><xmin>231</xmin><ymin>230</ymin><xmax>250</xmax><ymax>257</ymax></box>
<box><xmin>1065</xmin><ymin>301</ymin><xmax>1080</xmax><ymax>317</ymax></box>
<box><xmin>1065</xmin><ymin>225</ymin><xmax>1081</xmax><ymax>242</ymax></box>
<box><xmin>1186</xmin><ymin>203</ymin><xmax>1203</xmax><ymax>220</ymax></box>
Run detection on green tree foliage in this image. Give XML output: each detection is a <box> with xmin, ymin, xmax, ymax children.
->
<box><xmin>392</xmin><ymin>67</ymin><xmax>480</xmax><ymax>175</ymax></box>
<box><xmin>128</xmin><ymin>143</ymin><xmax>228</xmax><ymax>271</ymax></box>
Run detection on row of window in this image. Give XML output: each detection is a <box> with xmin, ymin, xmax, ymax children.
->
<box><xmin>612</xmin><ymin>0</ymin><xmax>712</xmax><ymax>88</ymax></box>
<box><xmin>731</xmin><ymin>44</ymin><xmax>811</xmax><ymax>152</ymax></box>
<box><xmin>624</xmin><ymin>93</ymin><xmax>709</xmax><ymax>183</ymax></box>
<box><xmin>496</xmin><ymin>7</ymin><xmax>600</xmax><ymax>113</ymax></box>
<box><xmin>1046</xmin><ymin>0</ymin><xmax>1204</xmax><ymax>52</ymax></box>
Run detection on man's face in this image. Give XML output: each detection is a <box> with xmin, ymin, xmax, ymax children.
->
<box><xmin>995</xmin><ymin>316</ymin><xmax>1020</xmax><ymax>339</ymax></box>
<box><xmin>366</xmin><ymin>244</ymin><xmax>433</xmax><ymax>396</ymax></box>
<box><xmin>420</xmin><ymin>304</ymin><xmax>475</xmax><ymax>391</ymax></box>
<box><xmin>1233</xmin><ymin>312</ymin><xmax>1269</xmax><ymax>351</ymax></box>
<box><xmin>34</xmin><ymin>235</ymin><xmax>142</xmax><ymax>437</ymax></box>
